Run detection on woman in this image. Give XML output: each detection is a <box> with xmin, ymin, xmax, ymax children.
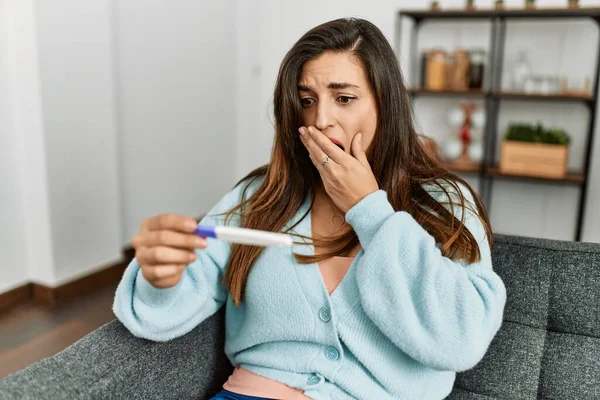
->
<box><xmin>113</xmin><ymin>18</ymin><xmax>506</xmax><ymax>400</ymax></box>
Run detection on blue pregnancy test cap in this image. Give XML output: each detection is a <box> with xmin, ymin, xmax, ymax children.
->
<box><xmin>195</xmin><ymin>224</ymin><xmax>217</xmax><ymax>238</ymax></box>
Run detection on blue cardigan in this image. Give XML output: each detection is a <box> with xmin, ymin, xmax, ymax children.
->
<box><xmin>113</xmin><ymin>178</ymin><xmax>506</xmax><ymax>400</ymax></box>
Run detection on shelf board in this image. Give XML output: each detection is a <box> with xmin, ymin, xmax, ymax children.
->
<box><xmin>442</xmin><ymin>162</ymin><xmax>585</xmax><ymax>184</ymax></box>
<box><xmin>400</xmin><ymin>7</ymin><xmax>600</xmax><ymax>20</ymax></box>
<box><xmin>493</xmin><ymin>91</ymin><xmax>595</xmax><ymax>103</ymax></box>
<box><xmin>408</xmin><ymin>88</ymin><xmax>595</xmax><ymax>104</ymax></box>
<box><xmin>443</xmin><ymin>161</ymin><xmax>482</xmax><ymax>173</ymax></box>
<box><xmin>408</xmin><ymin>88</ymin><xmax>486</xmax><ymax>97</ymax></box>
<box><xmin>486</xmin><ymin>166</ymin><xmax>585</xmax><ymax>184</ymax></box>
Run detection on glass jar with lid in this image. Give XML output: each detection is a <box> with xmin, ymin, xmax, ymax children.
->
<box><xmin>425</xmin><ymin>49</ymin><xmax>448</xmax><ymax>91</ymax></box>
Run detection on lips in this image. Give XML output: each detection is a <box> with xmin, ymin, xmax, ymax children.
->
<box><xmin>329</xmin><ymin>138</ymin><xmax>345</xmax><ymax>151</ymax></box>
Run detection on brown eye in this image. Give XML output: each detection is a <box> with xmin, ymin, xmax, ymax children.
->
<box><xmin>300</xmin><ymin>98</ymin><xmax>314</xmax><ymax>108</ymax></box>
<box><xmin>337</xmin><ymin>96</ymin><xmax>356</xmax><ymax>104</ymax></box>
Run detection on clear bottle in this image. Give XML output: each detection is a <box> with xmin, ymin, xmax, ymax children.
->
<box><xmin>512</xmin><ymin>51</ymin><xmax>531</xmax><ymax>92</ymax></box>
<box><xmin>468</xmin><ymin>49</ymin><xmax>486</xmax><ymax>90</ymax></box>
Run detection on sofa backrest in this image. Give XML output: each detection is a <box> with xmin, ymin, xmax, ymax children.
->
<box><xmin>450</xmin><ymin>234</ymin><xmax>600</xmax><ymax>399</ymax></box>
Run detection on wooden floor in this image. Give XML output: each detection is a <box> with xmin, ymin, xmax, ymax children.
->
<box><xmin>0</xmin><ymin>282</ymin><xmax>118</xmax><ymax>379</ymax></box>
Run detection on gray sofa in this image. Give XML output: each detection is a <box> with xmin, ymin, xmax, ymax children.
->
<box><xmin>1</xmin><ymin>234</ymin><xmax>599</xmax><ymax>399</ymax></box>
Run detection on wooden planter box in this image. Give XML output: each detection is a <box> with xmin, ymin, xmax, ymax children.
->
<box><xmin>499</xmin><ymin>141</ymin><xmax>569</xmax><ymax>179</ymax></box>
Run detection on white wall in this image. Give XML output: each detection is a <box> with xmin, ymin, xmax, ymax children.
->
<box><xmin>1</xmin><ymin>0</ymin><xmax>237</xmax><ymax>293</ymax></box>
<box><xmin>234</xmin><ymin>0</ymin><xmax>273</xmax><ymax>181</ymax></box>
<box><xmin>235</xmin><ymin>0</ymin><xmax>600</xmax><ymax>243</ymax></box>
<box><xmin>583</xmin><ymin>88</ymin><xmax>600</xmax><ymax>239</ymax></box>
<box><xmin>114</xmin><ymin>0</ymin><xmax>237</xmax><ymax>242</ymax></box>
<box><xmin>0</xmin><ymin>2</ymin><xmax>30</xmax><ymax>292</ymax></box>
<box><xmin>33</xmin><ymin>0</ymin><xmax>123</xmax><ymax>285</ymax></box>
<box><xmin>2</xmin><ymin>0</ymin><xmax>600</xmax><ymax>295</ymax></box>
<box><xmin>0</xmin><ymin>0</ymin><xmax>55</xmax><ymax>293</ymax></box>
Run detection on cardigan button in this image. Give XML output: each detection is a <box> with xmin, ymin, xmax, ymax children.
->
<box><xmin>319</xmin><ymin>307</ymin><xmax>332</xmax><ymax>322</ymax></box>
<box><xmin>325</xmin><ymin>346</ymin><xmax>340</xmax><ymax>361</ymax></box>
<box><xmin>307</xmin><ymin>375</ymin><xmax>322</xmax><ymax>385</ymax></box>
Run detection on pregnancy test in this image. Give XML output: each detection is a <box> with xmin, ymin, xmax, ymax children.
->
<box><xmin>195</xmin><ymin>224</ymin><xmax>293</xmax><ymax>247</ymax></box>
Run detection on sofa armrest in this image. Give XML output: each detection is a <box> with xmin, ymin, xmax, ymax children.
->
<box><xmin>0</xmin><ymin>308</ymin><xmax>233</xmax><ymax>400</ymax></box>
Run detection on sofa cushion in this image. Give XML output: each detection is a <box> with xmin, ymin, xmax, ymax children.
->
<box><xmin>449</xmin><ymin>234</ymin><xmax>600</xmax><ymax>400</ymax></box>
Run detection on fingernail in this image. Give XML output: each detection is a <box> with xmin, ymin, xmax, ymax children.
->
<box><xmin>195</xmin><ymin>237</ymin><xmax>207</xmax><ymax>246</ymax></box>
<box><xmin>187</xmin><ymin>220</ymin><xmax>198</xmax><ymax>230</ymax></box>
<box><xmin>308</xmin><ymin>127</ymin><xmax>314</xmax><ymax>135</ymax></box>
<box><xmin>189</xmin><ymin>253</ymin><xmax>197</xmax><ymax>261</ymax></box>
<box><xmin>358</xmin><ymin>133</ymin><xmax>362</xmax><ymax>143</ymax></box>
<box><xmin>298</xmin><ymin>127</ymin><xmax>304</xmax><ymax>135</ymax></box>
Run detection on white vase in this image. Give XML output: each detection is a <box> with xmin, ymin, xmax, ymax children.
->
<box><xmin>447</xmin><ymin>107</ymin><xmax>464</xmax><ymax>130</ymax></box>
<box><xmin>472</xmin><ymin>108</ymin><xmax>486</xmax><ymax>130</ymax></box>
<box><xmin>443</xmin><ymin>138</ymin><xmax>463</xmax><ymax>161</ymax></box>
<box><xmin>468</xmin><ymin>142</ymin><xmax>484</xmax><ymax>162</ymax></box>
<box><xmin>512</xmin><ymin>51</ymin><xmax>531</xmax><ymax>92</ymax></box>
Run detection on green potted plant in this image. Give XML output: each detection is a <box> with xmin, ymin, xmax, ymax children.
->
<box><xmin>525</xmin><ymin>0</ymin><xmax>536</xmax><ymax>9</ymax></box>
<box><xmin>568</xmin><ymin>0</ymin><xmax>580</xmax><ymax>9</ymax></box>
<box><xmin>504</xmin><ymin>123</ymin><xmax>571</xmax><ymax>145</ymax></box>
<box><xmin>495</xmin><ymin>0</ymin><xmax>505</xmax><ymax>10</ymax></box>
<box><xmin>500</xmin><ymin>123</ymin><xmax>571</xmax><ymax>179</ymax></box>
<box><xmin>466</xmin><ymin>0</ymin><xmax>476</xmax><ymax>10</ymax></box>
<box><xmin>431</xmin><ymin>1</ymin><xmax>440</xmax><ymax>11</ymax></box>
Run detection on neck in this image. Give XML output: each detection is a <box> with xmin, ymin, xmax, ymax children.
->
<box><xmin>314</xmin><ymin>187</ymin><xmax>341</xmax><ymax>213</ymax></box>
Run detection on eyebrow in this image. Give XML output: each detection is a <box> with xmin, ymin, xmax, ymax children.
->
<box><xmin>297</xmin><ymin>82</ymin><xmax>360</xmax><ymax>92</ymax></box>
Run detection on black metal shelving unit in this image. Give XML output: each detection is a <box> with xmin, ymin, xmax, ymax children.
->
<box><xmin>397</xmin><ymin>6</ymin><xmax>600</xmax><ymax>241</ymax></box>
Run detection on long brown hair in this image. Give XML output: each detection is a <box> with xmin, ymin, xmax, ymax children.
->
<box><xmin>220</xmin><ymin>18</ymin><xmax>492</xmax><ymax>306</ymax></box>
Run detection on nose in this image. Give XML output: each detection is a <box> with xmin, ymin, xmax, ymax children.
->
<box><xmin>315</xmin><ymin>100</ymin><xmax>334</xmax><ymax>131</ymax></box>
